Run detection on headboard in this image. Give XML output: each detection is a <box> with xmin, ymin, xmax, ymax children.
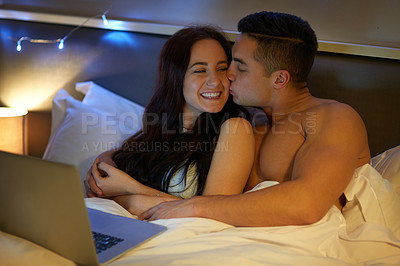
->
<box><xmin>309</xmin><ymin>53</ymin><xmax>400</xmax><ymax>156</ymax></box>
<box><xmin>1</xmin><ymin>19</ymin><xmax>399</xmax><ymax>157</ymax></box>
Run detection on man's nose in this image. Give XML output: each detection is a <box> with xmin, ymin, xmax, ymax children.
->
<box><xmin>227</xmin><ymin>64</ymin><xmax>235</xmax><ymax>81</ymax></box>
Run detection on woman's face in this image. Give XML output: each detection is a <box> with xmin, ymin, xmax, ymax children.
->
<box><xmin>182</xmin><ymin>39</ymin><xmax>230</xmax><ymax>119</ymax></box>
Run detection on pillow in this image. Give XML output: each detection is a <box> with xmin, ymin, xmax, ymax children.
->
<box><xmin>75</xmin><ymin>81</ymin><xmax>144</xmax><ymax>117</ymax></box>
<box><xmin>342</xmin><ymin>164</ymin><xmax>400</xmax><ymax>242</ymax></box>
<box><xmin>371</xmin><ymin>145</ymin><xmax>400</xmax><ymax>195</ymax></box>
<box><xmin>43</xmin><ymin>83</ymin><xmax>145</xmax><ymax>191</ymax></box>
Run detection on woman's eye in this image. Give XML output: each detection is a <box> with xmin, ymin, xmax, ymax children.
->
<box><xmin>194</xmin><ymin>69</ymin><xmax>206</xmax><ymax>73</ymax></box>
<box><xmin>218</xmin><ymin>67</ymin><xmax>228</xmax><ymax>72</ymax></box>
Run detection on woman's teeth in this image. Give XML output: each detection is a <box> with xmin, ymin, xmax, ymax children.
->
<box><xmin>201</xmin><ymin>92</ymin><xmax>221</xmax><ymax>99</ymax></box>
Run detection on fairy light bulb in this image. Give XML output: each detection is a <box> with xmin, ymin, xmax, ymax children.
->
<box><xmin>16</xmin><ymin>41</ymin><xmax>22</xmax><ymax>52</ymax></box>
<box><xmin>102</xmin><ymin>14</ymin><xmax>109</xmax><ymax>26</ymax></box>
<box><xmin>58</xmin><ymin>39</ymin><xmax>64</xmax><ymax>50</ymax></box>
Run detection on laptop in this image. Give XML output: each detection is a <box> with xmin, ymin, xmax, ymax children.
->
<box><xmin>0</xmin><ymin>151</ymin><xmax>166</xmax><ymax>265</ymax></box>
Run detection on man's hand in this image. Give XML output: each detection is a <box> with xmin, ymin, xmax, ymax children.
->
<box><xmin>138</xmin><ymin>199</ymin><xmax>193</xmax><ymax>221</ymax></box>
<box><xmin>138</xmin><ymin>196</ymin><xmax>210</xmax><ymax>221</ymax></box>
<box><xmin>112</xmin><ymin>194</ymin><xmax>179</xmax><ymax>216</ymax></box>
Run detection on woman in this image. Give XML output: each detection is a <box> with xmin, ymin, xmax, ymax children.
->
<box><xmin>85</xmin><ymin>25</ymin><xmax>255</xmax><ymax>215</ymax></box>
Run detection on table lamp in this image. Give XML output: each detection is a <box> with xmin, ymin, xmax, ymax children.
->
<box><xmin>0</xmin><ymin>107</ymin><xmax>28</xmax><ymax>155</ymax></box>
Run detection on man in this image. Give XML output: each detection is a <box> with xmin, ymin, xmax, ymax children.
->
<box><xmin>138</xmin><ymin>11</ymin><xmax>371</xmax><ymax>226</ymax></box>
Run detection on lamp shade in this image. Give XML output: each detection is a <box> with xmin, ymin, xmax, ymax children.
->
<box><xmin>0</xmin><ymin>107</ymin><xmax>28</xmax><ymax>155</ymax></box>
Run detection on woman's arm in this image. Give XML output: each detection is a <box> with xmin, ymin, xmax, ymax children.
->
<box><xmin>202</xmin><ymin>117</ymin><xmax>255</xmax><ymax>195</ymax></box>
<box><xmin>90</xmin><ymin>161</ymin><xmax>182</xmax><ymax>215</ymax></box>
<box><xmin>89</xmin><ymin>159</ymin><xmax>180</xmax><ymax>199</ymax></box>
<box><xmin>87</xmin><ymin>117</ymin><xmax>254</xmax><ymax>215</ymax></box>
<box><xmin>84</xmin><ymin>149</ymin><xmax>175</xmax><ymax>199</ymax></box>
<box><xmin>85</xmin><ymin>150</ymin><xmax>116</xmax><ymax>197</ymax></box>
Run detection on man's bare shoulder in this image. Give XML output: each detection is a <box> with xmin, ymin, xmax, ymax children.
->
<box><xmin>306</xmin><ymin>98</ymin><xmax>362</xmax><ymax>123</ymax></box>
<box><xmin>307</xmin><ymin>97</ymin><xmax>346</xmax><ymax>110</ymax></box>
<box><xmin>303</xmin><ymin>98</ymin><xmax>369</xmax><ymax>150</ymax></box>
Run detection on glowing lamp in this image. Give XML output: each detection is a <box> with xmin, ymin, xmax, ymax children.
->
<box><xmin>0</xmin><ymin>107</ymin><xmax>28</xmax><ymax>155</ymax></box>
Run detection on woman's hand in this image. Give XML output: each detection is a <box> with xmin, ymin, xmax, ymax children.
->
<box><xmin>84</xmin><ymin>150</ymin><xmax>117</xmax><ymax>197</ymax></box>
<box><xmin>85</xmin><ymin>152</ymin><xmax>178</xmax><ymax>198</ymax></box>
<box><xmin>85</xmin><ymin>160</ymin><xmax>105</xmax><ymax>197</ymax></box>
<box><xmin>90</xmin><ymin>159</ymin><xmax>137</xmax><ymax>198</ymax></box>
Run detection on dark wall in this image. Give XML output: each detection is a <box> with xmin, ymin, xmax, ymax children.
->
<box><xmin>1</xmin><ymin>19</ymin><xmax>399</xmax><ymax>157</ymax></box>
<box><xmin>3</xmin><ymin>0</ymin><xmax>400</xmax><ymax>48</ymax></box>
<box><xmin>0</xmin><ymin>19</ymin><xmax>168</xmax><ymax>109</ymax></box>
<box><xmin>309</xmin><ymin>53</ymin><xmax>400</xmax><ymax>155</ymax></box>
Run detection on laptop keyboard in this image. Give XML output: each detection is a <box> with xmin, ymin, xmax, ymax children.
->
<box><xmin>92</xmin><ymin>231</ymin><xmax>124</xmax><ymax>254</ymax></box>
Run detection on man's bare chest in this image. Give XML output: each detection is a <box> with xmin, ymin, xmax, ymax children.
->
<box><xmin>257</xmin><ymin>123</ymin><xmax>307</xmax><ymax>183</ymax></box>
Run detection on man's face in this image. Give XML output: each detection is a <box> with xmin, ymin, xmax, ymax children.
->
<box><xmin>227</xmin><ymin>34</ymin><xmax>272</xmax><ymax>107</ymax></box>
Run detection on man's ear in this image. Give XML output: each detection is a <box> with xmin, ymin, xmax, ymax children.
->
<box><xmin>272</xmin><ymin>70</ymin><xmax>290</xmax><ymax>89</ymax></box>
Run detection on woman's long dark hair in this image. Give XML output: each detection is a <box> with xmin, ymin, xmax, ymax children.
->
<box><xmin>112</xmin><ymin>26</ymin><xmax>249</xmax><ymax>195</ymax></box>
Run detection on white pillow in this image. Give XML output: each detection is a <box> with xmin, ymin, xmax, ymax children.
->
<box><xmin>342</xmin><ymin>164</ymin><xmax>400</xmax><ymax>242</ymax></box>
<box><xmin>75</xmin><ymin>81</ymin><xmax>145</xmax><ymax>117</ymax></box>
<box><xmin>371</xmin><ymin>145</ymin><xmax>400</xmax><ymax>195</ymax></box>
<box><xmin>43</xmin><ymin>83</ymin><xmax>145</xmax><ymax>190</ymax></box>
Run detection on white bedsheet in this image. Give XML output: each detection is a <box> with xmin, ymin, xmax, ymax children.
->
<box><xmin>1</xmin><ymin>164</ymin><xmax>400</xmax><ymax>265</ymax></box>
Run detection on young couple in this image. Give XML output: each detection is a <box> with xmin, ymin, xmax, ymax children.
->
<box><xmin>85</xmin><ymin>11</ymin><xmax>370</xmax><ymax>227</ymax></box>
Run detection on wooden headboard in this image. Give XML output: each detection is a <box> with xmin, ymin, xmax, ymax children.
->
<box><xmin>1</xmin><ymin>19</ymin><xmax>399</xmax><ymax>157</ymax></box>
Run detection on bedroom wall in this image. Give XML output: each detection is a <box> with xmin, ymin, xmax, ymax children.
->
<box><xmin>0</xmin><ymin>19</ymin><xmax>168</xmax><ymax>156</ymax></box>
<box><xmin>1</xmin><ymin>8</ymin><xmax>400</xmax><ymax>157</ymax></box>
<box><xmin>2</xmin><ymin>0</ymin><xmax>400</xmax><ymax>49</ymax></box>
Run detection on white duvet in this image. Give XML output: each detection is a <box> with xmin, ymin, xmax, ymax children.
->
<box><xmin>1</xmin><ymin>164</ymin><xmax>400</xmax><ymax>265</ymax></box>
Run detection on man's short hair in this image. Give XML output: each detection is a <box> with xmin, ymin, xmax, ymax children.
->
<box><xmin>238</xmin><ymin>11</ymin><xmax>318</xmax><ymax>83</ymax></box>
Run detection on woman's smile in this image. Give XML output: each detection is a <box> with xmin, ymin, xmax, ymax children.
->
<box><xmin>201</xmin><ymin>91</ymin><xmax>222</xmax><ymax>99</ymax></box>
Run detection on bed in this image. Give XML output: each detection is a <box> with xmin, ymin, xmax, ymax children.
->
<box><xmin>1</xmin><ymin>81</ymin><xmax>400</xmax><ymax>265</ymax></box>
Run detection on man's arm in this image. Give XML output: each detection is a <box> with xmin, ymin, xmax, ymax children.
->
<box><xmin>140</xmin><ymin>103</ymin><xmax>370</xmax><ymax>226</ymax></box>
<box><xmin>112</xmin><ymin>194</ymin><xmax>178</xmax><ymax>216</ymax></box>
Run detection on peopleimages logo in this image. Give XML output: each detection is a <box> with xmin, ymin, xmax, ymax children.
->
<box><xmin>81</xmin><ymin>112</ymin><xmax>141</xmax><ymax>135</ymax></box>
<box><xmin>81</xmin><ymin>141</ymin><xmax>124</xmax><ymax>153</ymax></box>
<box><xmin>80</xmin><ymin>112</ymin><xmax>251</xmax><ymax>135</ymax></box>
<box><xmin>81</xmin><ymin>140</ymin><xmax>229</xmax><ymax>153</ymax></box>
<box><xmin>121</xmin><ymin>140</ymin><xmax>229</xmax><ymax>153</ymax></box>
<box><xmin>79</xmin><ymin>112</ymin><xmax>231</xmax><ymax>152</ymax></box>
<box><xmin>80</xmin><ymin>111</ymin><xmax>318</xmax><ymax>139</ymax></box>
<box><xmin>253</xmin><ymin>112</ymin><xmax>318</xmax><ymax>135</ymax></box>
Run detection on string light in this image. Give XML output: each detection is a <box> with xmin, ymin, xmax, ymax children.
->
<box><xmin>15</xmin><ymin>36</ymin><xmax>64</xmax><ymax>52</ymax></box>
<box><xmin>58</xmin><ymin>39</ymin><xmax>64</xmax><ymax>50</ymax></box>
<box><xmin>102</xmin><ymin>13</ymin><xmax>109</xmax><ymax>26</ymax></box>
<box><xmin>16</xmin><ymin>40</ymin><xmax>22</xmax><ymax>52</ymax></box>
<box><xmin>9</xmin><ymin>8</ymin><xmax>111</xmax><ymax>53</ymax></box>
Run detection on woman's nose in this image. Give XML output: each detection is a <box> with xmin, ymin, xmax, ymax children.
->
<box><xmin>206</xmin><ymin>72</ymin><xmax>219</xmax><ymax>87</ymax></box>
